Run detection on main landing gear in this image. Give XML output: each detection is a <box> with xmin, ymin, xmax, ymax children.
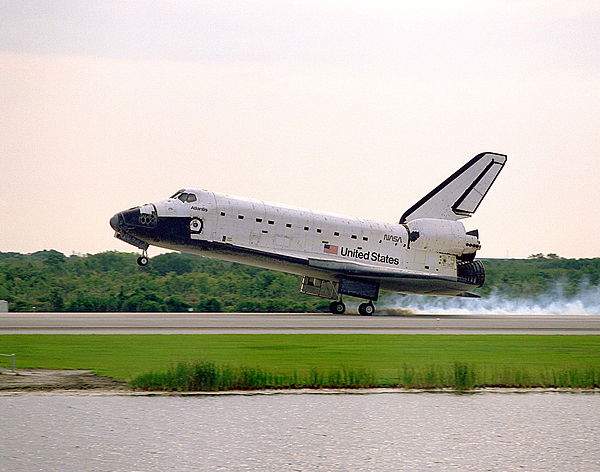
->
<box><xmin>137</xmin><ymin>250</ymin><xmax>149</xmax><ymax>266</ymax></box>
<box><xmin>358</xmin><ymin>302</ymin><xmax>375</xmax><ymax>316</ymax></box>
<box><xmin>329</xmin><ymin>300</ymin><xmax>346</xmax><ymax>314</ymax></box>
<box><xmin>328</xmin><ymin>300</ymin><xmax>376</xmax><ymax>316</ymax></box>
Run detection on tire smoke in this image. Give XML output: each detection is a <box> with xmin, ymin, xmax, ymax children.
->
<box><xmin>382</xmin><ymin>280</ymin><xmax>600</xmax><ymax>315</ymax></box>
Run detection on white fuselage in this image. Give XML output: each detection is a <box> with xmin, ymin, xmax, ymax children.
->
<box><xmin>149</xmin><ymin>189</ymin><xmax>470</xmax><ymax>283</ymax></box>
<box><xmin>111</xmin><ymin>152</ymin><xmax>505</xmax><ymax>307</ymax></box>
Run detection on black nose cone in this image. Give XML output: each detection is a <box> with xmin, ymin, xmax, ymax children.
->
<box><xmin>110</xmin><ymin>213</ymin><xmax>122</xmax><ymax>232</ymax></box>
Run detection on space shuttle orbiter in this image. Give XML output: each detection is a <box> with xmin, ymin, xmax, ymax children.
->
<box><xmin>110</xmin><ymin>152</ymin><xmax>507</xmax><ymax>315</ymax></box>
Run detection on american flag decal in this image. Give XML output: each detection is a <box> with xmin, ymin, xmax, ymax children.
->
<box><xmin>323</xmin><ymin>244</ymin><xmax>339</xmax><ymax>255</ymax></box>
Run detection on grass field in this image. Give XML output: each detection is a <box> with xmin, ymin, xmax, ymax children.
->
<box><xmin>1</xmin><ymin>334</ymin><xmax>600</xmax><ymax>389</ymax></box>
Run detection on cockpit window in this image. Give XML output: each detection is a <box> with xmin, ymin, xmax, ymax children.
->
<box><xmin>171</xmin><ymin>190</ymin><xmax>198</xmax><ymax>203</ymax></box>
<box><xmin>170</xmin><ymin>189</ymin><xmax>185</xmax><ymax>199</ymax></box>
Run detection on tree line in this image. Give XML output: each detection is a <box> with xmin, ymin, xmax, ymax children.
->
<box><xmin>0</xmin><ymin>250</ymin><xmax>598</xmax><ymax>312</ymax></box>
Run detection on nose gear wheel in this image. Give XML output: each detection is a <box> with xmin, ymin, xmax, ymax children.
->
<box><xmin>137</xmin><ymin>250</ymin><xmax>149</xmax><ymax>266</ymax></box>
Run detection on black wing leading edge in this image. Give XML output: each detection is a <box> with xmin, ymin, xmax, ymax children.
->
<box><xmin>399</xmin><ymin>152</ymin><xmax>507</xmax><ymax>223</ymax></box>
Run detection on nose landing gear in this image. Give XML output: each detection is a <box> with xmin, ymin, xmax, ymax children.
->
<box><xmin>137</xmin><ymin>250</ymin><xmax>149</xmax><ymax>266</ymax></box>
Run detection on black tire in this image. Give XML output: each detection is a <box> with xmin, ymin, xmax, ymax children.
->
<box><xmin>358</xmin><ymin>302</ymin><xmax>375</xmax><ymax>316</ymax></box>
<box><xmin>329</xmin><ymin>301</ymin><xmax>345</xmax><ymax>315</ymax></box>
<box><xmin>137</xmin><ymin>256</ymin><xmax>148</xmax><ymax>266</ymax></box>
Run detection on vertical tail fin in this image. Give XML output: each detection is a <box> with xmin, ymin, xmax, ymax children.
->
<box><xmin>400</xmin><ymin>152</ymin><xmax>507</xmax><ymax>223</ymax></box>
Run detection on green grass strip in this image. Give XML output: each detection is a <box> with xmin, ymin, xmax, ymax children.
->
<box><xmin>1</xmin><ymin>335</ymin><xmax>599</xmax><ymax>389</ymax></box>
<box><xmin>130</xmin><ymin>362</ymin><xmax>377</xmax><ymax>391</ymax></box>
<box><xmin>130</xmin><ymin>360</ymin><xmax>600</xmax><ymax>390</ymax></box>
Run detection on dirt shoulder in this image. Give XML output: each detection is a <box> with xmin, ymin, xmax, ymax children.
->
<box><xmin>0</xmin><ymin>369</ymin><xmax>128</xmax><ymax>391</ymax></box>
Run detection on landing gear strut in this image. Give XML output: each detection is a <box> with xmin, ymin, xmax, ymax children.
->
<box><xmin>329</xmin><ymin>300</ymin><xmax>346</xmax><ymax>315</ymax></box>
<box><xmin>358</xmin><ymin>302</ymin><xmax>375</xmax><ymax>316</ymax></box>
<box><xmin>137</xmin><ymin>250</ymin><xmax>149</xmax><ymax>266</ymax></box>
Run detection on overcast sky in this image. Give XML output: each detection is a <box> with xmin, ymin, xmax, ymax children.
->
<box><xmin>1</xmin><ymin>0</ymin><xmax>599</xmax><ymax>258</ymax></box>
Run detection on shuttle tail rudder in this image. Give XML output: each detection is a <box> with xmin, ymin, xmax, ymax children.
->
<box><xmin>399</xmin><ymin>152</ymin><xmax>507</xmax><ymax>223</ymax></box>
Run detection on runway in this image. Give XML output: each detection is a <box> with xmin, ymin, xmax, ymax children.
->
<box><xmin>2</xmin><ymin>312</ymin><xmax>600</xmax><ymax>334</ymax></box>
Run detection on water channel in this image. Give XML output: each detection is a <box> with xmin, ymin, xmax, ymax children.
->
<box><xmin>1</xmin><ymin>391</ymin><xmax>599</xmax><ymax>471</ymax></box>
